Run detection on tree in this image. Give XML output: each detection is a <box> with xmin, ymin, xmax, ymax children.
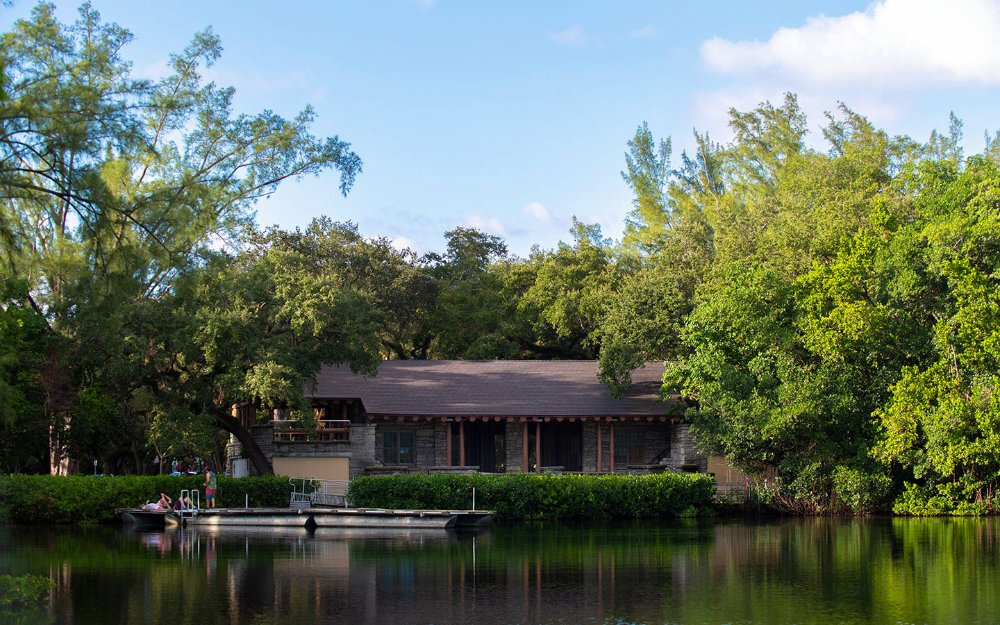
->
<box><xmin>622</xmin><ymin>123</ymin><xmax>672</xmax><ymax>251</ymax></box>
<box><xmin>151</xmin><ymin>230</ymin><xmax>383</xmax><ymax>475</ymax></box>
<box><xmin>0</xmin><ymin>4</ymin><xmax>362</xmax><ymax>473</ymax></box>
<box><xmin>423</xmin><ymin>227</ymin><xmax>518</xmax><ymax>359</ymax></box>
<box><xmin>873</xmin><ymin>156</ymin><xmax>1000</xmax><ymax>513</ymax></box>
<box><xmin>264</xmin><ymin>218</ymin><xmax>436</xmax><ymax>360</ymax></box>
<box><xmin>513</xmin><ymin>220</ymin><xmax>620</xmax><ymax>362</ymax></box>
<box><xmin>663</xmin><ymin>99</ymin><xmax>922</xmax><ymax>513</ymax></box>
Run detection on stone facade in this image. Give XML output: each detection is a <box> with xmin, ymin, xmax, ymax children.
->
<box><xmin>234</xmin><ymin>419</ymin><xmax>706</xmax><ymax>479</ymax></box>
<box><xmin>669</xmin><ymin>422</ymin><xmax>706</xmax><ymax>470</ymax></box>
<box><xmin>349</xmin><ymin>424</ymin><xmax>376</xmax><ymax>477</ymax></box>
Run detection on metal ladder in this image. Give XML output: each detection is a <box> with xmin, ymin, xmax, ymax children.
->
<box><xmin>179</xmin><ymin>489</ymin><xmax>200</xmax><ymax>520</ymax></box>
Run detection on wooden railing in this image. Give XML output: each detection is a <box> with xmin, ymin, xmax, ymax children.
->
<box><xmin>272</xmin><ymin>419</ymin><xmax>351</xmax><ymax>442</ymax></box>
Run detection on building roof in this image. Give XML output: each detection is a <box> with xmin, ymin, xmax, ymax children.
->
<box><xmin>311</xmin><ymin>360</ymin><xmax>678</xmax><ymax>417</ymax></box>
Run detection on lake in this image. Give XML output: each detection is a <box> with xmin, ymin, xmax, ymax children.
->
<box><xmin>1</xmin><ymin>517</ymin><xmax>998</xmax><ymax>624</ymax></box>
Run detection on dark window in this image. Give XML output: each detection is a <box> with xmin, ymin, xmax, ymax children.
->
<box><xmin>383</xmin><ymin>431</ymin><xmax>414</xmax><ymax>464</ymax></box>
<box><xmin>614</xmin><ymin>430</ymin><xmax>645</xmax><ymax>465</ymax></box>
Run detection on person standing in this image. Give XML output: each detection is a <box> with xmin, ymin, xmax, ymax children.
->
<box><xmin>204</xmin><ymin>467</ymin><xmax>218</xmax><ymax>508</ymax></box>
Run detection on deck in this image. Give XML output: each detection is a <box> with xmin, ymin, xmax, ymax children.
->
<box><xmin>118</xmin><ymin>507</ymin><xmax>493</xmax><ymax>530</ymax></box>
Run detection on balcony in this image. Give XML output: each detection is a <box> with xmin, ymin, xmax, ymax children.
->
<box><xmin>271</xmin><ymin>419</ymin><xmax>351</xmax><ymax>442</ymax></box>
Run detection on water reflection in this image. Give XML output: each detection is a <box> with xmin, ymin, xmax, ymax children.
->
<box><xmin>1</xmin><ymin>518</ymin><xmax>998</xmax><ymax>625</ymax></box>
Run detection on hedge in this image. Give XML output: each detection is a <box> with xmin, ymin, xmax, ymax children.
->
<box><xmin>346</xmin><ymin>472</ymin><xmax>716</xmax><ymax>520</ymax></box>
<box><xmin>0</xmin><ymin>474</ymin><xmax>291</xmax><ymax>525</ymax></box>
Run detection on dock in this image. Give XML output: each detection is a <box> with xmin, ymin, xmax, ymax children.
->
<box><xmin>122</xmin><ymin>507</ymin><xmax>492</xmax><ymax>530</ymax></box>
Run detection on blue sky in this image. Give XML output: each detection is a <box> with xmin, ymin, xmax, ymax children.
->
<box><xmin>4</xmin><ymin>0</ymin><xmax>1000</xmax><ymax>256</ymax></box>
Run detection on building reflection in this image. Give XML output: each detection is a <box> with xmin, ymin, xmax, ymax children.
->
<box><xmin>7</xmin><ymin>517</ymin><xmax>999</xmax><ymax>625</ymax></box>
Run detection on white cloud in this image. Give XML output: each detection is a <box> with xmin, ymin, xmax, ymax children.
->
<box><xmin>521</xmin><ymin>201</ymin><xmax>551</xmax><ymax>224</ymax></box>
<box><xmin>701</xmin><ymin>0</ymin><xmax>1000</xmax><ymax>87</ymax></box>
<box><xmin>630</xmin><ymin>26</ymin><xmax>657</xmax><ymax>40</ymax></box>
<box><xmin>414</xmin><ymin>0</ymin><xmax>435</xmax><ymax>10</ymax></box>
<box><xmin>389</xmin><ymin>236</ymin><xmax>417</xmax><ymax>252</ymax></box>
<box><xmin>464</xmin><ymin>213</ymin><xmax>507</xmax><ymax>236</ymax></box>
<box><xmin>549</xmin><ymin>25</ymin><xmax>589</xmax><ymax>47</ymax></box>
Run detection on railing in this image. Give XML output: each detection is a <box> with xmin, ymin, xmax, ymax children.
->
<box><xmin>289</xmin><ymin>477</ymin><xmax>350</xmax><ymax>508</ymax></box>
<box><xmin>272</xmin><ymin>419</ymin><xmax>351</xmax><ymax>442</ymax></box>
<box><xmin>178</xmin><ymin>488</ymin><xmax>200</xmax><ymax>519</ymax></box>
<box><xmin>714</xmin><ymin>481</ymin><xmax>748</xmax><ymax>503</ymax></box>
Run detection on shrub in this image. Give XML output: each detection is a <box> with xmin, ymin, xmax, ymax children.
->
<box><xmin>347</xmin><ymin>472</ymin><xmax>716</xmax><ymax>520</ymax></box>
<box><xmin>0</xmin><ymin>474</ymin><xmax>291</xmax><ymax>525</ymax></box>
<box><xmin>0</xmin><ymin>575</ymin><xmax>52</xmax><ymax>609</ymax></box>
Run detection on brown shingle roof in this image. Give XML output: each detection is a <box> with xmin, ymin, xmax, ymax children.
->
<box><xmin>311</xmin><ymin>360</ymin><xmax>678</xmax><ymax>417</ymax></box>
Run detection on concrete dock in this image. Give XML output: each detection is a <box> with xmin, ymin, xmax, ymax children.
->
<box><xmin>160</xmin><ymin>507</ymin><xmax>493</xmax><ymax>529</ymax></box>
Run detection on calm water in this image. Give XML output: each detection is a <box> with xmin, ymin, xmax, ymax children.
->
<box><xmin>2</xmin><ymin>517</ymin><xmax>998</xmax><ymax>625</ymax></box>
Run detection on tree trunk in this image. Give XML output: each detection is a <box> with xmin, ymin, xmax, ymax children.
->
<box><xmin>213</xmin><ymin>411</ymin><xmax>273</xmax><ymax>475</ymax></box>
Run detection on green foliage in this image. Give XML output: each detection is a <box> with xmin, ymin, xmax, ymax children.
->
<box><xmin>347</xmin><ymin>472</ymin><xmax>716</xmax><ymax>520</ymax></box>
<box><xmin>0</xmin><ymin>574</ymin><xmax>52</xmax><ymax>609</ymax></box>
<box><xmin>0</xmin><ymin>4</ymin><xmax>363</xmax><ymax>475</ymax></box>
<box><xmin>0</xmin><ymin>475</ymin><xmax>290</xmax><ymax>524</ymax></box>
<box><xmin>622</xmin><ymin>122</ymin><xmax>672</xmax><ymax>250</ymax></box>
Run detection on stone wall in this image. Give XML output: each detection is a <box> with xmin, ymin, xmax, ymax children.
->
<box><xmin>669</xmin><ymin>422</ymin><xmax>707</xmax><ymax>471</ymax></box>
<box><xmin>349</xmin><ymin>423</ymin><xmax>376</xmax><ymax>477</ymax></box>
<box><xmin>505</xmin><ymin>420</ymin><xmax>526</xmax><ymax>472</ymax></box>
<box><xmin>254</xmin><ymin>418</ymin><xmax>708</xmax><ymax>478</ymax></box>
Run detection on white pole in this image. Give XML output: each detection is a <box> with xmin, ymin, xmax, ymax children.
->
<box><xmin>245</xmin><ymin>494</ymin><xmax>249</xmax><ymax>509</ymax></box>
<box><xmin>472</xmin><ymin>487</ymin><xmax>476</xmax><ymax>511</ymax></box>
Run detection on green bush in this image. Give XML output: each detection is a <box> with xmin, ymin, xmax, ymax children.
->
<box><xmin>347</xmin><ymin>472</ymin><xmax>716</xmax><ymax>520</ymax></box>
<box><xmin>0</xmin><ymin>474</ymin><xmax>291</xmax><ymax>525</ymax></box>
<box><xmin>891</xmin><ymin>482</ymin><xmax>989</xmax><ymax>516</ymax></box>
<box><xmin>0</xmin><ymin>574</ymin><xmax>52</xmax><ymax>609</ymax></box>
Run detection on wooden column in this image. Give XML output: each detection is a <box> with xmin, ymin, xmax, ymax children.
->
<box><xmin>522</xmin><ymin>421</ymin><xmax>529</xmax><ymax>472</ymax></box>
<box><xmin>535</xmin><ymin>421</ymin><xmax>541</xmax><ymax>473</ymax></box>
<box><xmin>459</xmin><ymin>420</ymin><xmax>465</xmax><ymax>467</ymax></box>
<box><xmin>596</xmin><ymin>421</ymin><xmax>603</xmax><ymax>474</ymax></box>
<box><xmin>446</xmin><ymin>421</ymin><xmax>453</xmax><ymax>467</ymax></box>
<box><xmin>609</xmin><ymin>421</ymin><xmax>616</xmax><ymax>474</ymax></box>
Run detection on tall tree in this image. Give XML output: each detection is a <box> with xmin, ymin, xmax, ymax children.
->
<box><xmin>622</xmin><ymin>122</ymin><xmax>672</xmax><ymax>251</ymax></box>
<box><xmin>0</xmin><ymin>4</ymin><xmax>362</xmax><ymax>473</ymax></box>
<box><xmin>151</xmin><ymin>230</ymin><xmax>383</xmax><ymax>475</ymax></box>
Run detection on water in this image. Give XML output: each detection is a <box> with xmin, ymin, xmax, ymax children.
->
<box><xmin>2</xmin><ymin>517</ymin><xmax>998</xmax><ymax>625</ymax></box>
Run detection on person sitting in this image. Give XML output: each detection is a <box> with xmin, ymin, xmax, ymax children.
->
<box><xmin>176</xmin><ymin>494</ymin><xmax>194</xmax><ymax>510</ymax></box>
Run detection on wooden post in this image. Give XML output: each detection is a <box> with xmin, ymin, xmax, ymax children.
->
<box><xmin>535</xmin><ymin>421</ymin><xmax>541</xmax><ymax>473</ymax></box>
<box><xmin>459</xmin><ymin>420</ymin><xmax>465</xmax><ymax>467</ymax></box>
<box><xmin>522</xmin><ymin>421</ymin><xmax>529</xmax><ymax>472</ymax></box>
<box><xmin>609</xmin><ymin>421</ymin><xmax>616</xmax><ymax>474</ymax></box>
<box><xmin>446</xmin><ymin>421</ymin><xmax>452</xmax><ymax>467</ymax></box>
<box><xmin>596</xmin><ymin>421</ymin><xmax>603</xmax><ymax>474</ymax></box>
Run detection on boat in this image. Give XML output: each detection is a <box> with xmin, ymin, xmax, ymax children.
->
<box><xmin>118</xmin><ymin>508</ymin><xmax>172</xmax><ymax>529</ymax></box>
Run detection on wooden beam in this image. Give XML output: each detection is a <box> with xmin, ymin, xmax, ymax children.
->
<box><xmin>522</xmin><ymin>421</ymin><xmax>529</xmax><ymax>472</ymax></box>
<box><xmin>610</xmin><ymin>422</ymin><xmax>616</xmax><ymax>474</ymax></box>
<box><xmin>459</xmin><ymin>420</ymin><xmax>465</xmax><ymax>467</ymax></box>
<box><xmin>535</xmin><ymin>422</ymin><xmax>541</xmax><ymax>473</ymax></box>
<box><xmin>597</xmin><ymin>422</ymin><xmax>603</xmax><ymax>474</ymax></box>
<box><xmin>446</xmin><ymin>421</ymin><xmax>452</xmax><ymax>468</ymax></box>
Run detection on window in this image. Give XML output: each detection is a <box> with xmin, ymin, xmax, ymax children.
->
<box><xmin>614</xmin><ymin>430</ymin><xmax>645</xmax><ymax>465</ymax></box>
<box><xmin>383</xmin><ymin>431</ymin><xmax>415</xmax><ymax>464</ymax></box>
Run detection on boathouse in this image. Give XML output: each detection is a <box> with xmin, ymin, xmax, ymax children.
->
<box><xmin>230</xmin><ymin>360</ymin><xmax>710</xmax><ymax>481</ymax></box>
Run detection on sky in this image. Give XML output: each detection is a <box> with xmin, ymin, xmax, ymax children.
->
<box><xmin>4</xmin><ymin>0</ymin><xmax>1000</xmax><ymax>257</ymax></box>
